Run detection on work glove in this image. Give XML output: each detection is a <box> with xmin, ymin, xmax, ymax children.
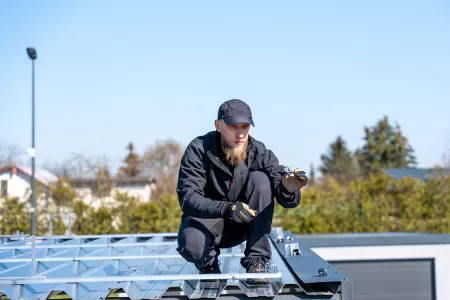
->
<box><xmin>281</xmin><ymin>168</ymin><xmax>309</xmax><ymax>194</ymax></box>
<box><xmin>225</xmin><ymin>201</ymin><xmax>256</xmax><ymax>224</ymax></box>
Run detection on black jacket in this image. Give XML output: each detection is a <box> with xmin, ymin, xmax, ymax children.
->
<box><xmin>176</xmin><ymin>131</ymin><xmax>301</xmax><ymax>219</ymax></box>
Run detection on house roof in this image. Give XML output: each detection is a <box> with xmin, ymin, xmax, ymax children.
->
<box><xmin>0</xmin><ymin>165</ymin><xmax>156</xmax><ymax>188</ymax></box>
<box><xmin>384</xmin><ymin>167</ymin><xmax>450</xmax><ymax>181</ymax></box>
<box><xmin>0</xmin><ymin>227</ymin><xmax>350</xmax><ymax>300</ymax></box>
<box><xmin>68</xmin><ymin>176</ymin><xmax>156</xmax><ymax>186</ymax></box>
<box><xmin>0</xmin><ymin>165</ymin><xmax>58</xmax><ymax>186</ymax></box>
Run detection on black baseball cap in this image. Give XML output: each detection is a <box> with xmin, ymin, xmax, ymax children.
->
<box><xmin>217</xmin><ymin>99</ymin><xmax>255</xmax><ymax>126</ymax></box>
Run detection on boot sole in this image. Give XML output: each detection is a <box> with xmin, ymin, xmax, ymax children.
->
<box><xmin>246</xmin><ymin>278</ymin><xmax>271</xmax><ymax>284</ymax></box>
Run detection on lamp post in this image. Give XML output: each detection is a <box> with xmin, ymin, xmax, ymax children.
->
<box><xmin>26</xmin><ymin>47</ymin><xmax>37</xmax><ymax>276</ymax></box>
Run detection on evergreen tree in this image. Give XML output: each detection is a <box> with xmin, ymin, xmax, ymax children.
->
<box><xmin>118</xmin><ymin>142</ymin><xmax>141</xmax><ymax>177</ymax></box>
<box><xmin>92</xmin><ymin>165</ymin><xmax>113</xmax><ymax>198</ymax></box>
<box><xmin>358</xmin><ymin>116</ymin><xmax>416</xmax><ymax>173</ymax></box>
<box><xmin>309</xmin><ymin>163</ymin><xmax>316</xmax><ymax>186</ymax></box>
<box><xmin>0</xmin><ymin>197</ymin><xmax>29</xmax><ymax>234</ymax></box>
<box><xmin>51</xmin><ymin>178</ymin><xmax>77</xmax><ymax>207</ymax></box>
<box><xmin>320</xmin><ymin>136</ymin><xmax>360</xmax><ymax>183</ymax></box>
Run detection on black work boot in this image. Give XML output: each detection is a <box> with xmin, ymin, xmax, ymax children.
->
<box><xmin>199</xmin><ymin>260</ymin><xmax>221</xmax><ymax>282</ymax></box>
<box><xmin>245</xmin><ymin>257</ymin><xmax>270</xmax><ymax>284</ymax></box>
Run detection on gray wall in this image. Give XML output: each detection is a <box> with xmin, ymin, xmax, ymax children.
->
<box><xmin>330</xmin><ymin>259</ymin><xmax>435</xmax><ymax>300</ymax></box>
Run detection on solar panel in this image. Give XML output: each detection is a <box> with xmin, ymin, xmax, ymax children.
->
<box><xmin>0</xmin><ymin>228</ymin><xmax>352</xmax><ymax>300</ymax></box>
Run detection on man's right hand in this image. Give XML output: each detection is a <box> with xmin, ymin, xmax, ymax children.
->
<box><xmin>225</xmin><ymin>201</ymin><xmax>256</xmax><ymax>224</ymax></box>
<box><xmin>282</xmin><ymin>168</ymin><xmax>309</xmax><ymax>193</ymax></box>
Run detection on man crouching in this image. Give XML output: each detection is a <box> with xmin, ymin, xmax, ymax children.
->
<box><xmin>176</xmin><ymin>99</ymin><xmax>308</xmax><ymax>284</ymax></box>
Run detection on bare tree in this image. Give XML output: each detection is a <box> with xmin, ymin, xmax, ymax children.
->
<box><xmin>44</xmin><ymin>153</ymin><xmax>115</xmax><ymax>200</ymax></box>
<box><xmin>40</xmin><ymin>159</ymin><xmax>74</xmax><ymax>179</ymax></box>
<box><xmin>44</xmin><ymin>152</ymin><xmax>112</xmax><ymax>180</ymax></box>
<box><xmin>141</xmin><ymin>139</ymin><xmax>183</xmax><ymax>198</ymax></box>
<box><xmin>0</xmin><ymin>144</ymin><xmax>26</xmax><ymax>167</ymax></box>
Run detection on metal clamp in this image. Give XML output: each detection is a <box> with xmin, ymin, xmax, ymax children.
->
<box><xmin>285</xmin><ymin>243</ymin><xmax>302</xmax><ymax>256</ymax></box>
<box><xmin>317</xmin><ymin>268</ymin><xmax>327</xmax><ymax>277</ymax></box>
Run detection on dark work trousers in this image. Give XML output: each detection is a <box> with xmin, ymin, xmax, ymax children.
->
<box><xmin>177</xmin><ymin>171</ymin><xmax>274</xmax><ymax>270</ymax></box>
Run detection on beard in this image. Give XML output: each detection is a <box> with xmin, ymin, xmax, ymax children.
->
<box><xmin>222</xmin><ymin>137</ymin><xmax>248</xmax><ymax>166</ymax></box>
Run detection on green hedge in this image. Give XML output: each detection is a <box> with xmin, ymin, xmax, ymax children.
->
<box><xmin>274</xmin><ymin>172</ymin><xmax>450</xmax><ymax>233</ymax></box>
<box><xmin>1</xmin><ymin>172</ymin><xmax>448</xmax><ymax>235</ymax></box>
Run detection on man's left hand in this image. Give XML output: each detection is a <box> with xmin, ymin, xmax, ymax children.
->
<box><xmin>282</xmin><ymin>168</ymin><xmax>309</xmax><ymax>193</ymax></box>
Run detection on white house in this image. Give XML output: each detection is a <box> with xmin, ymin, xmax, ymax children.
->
<box><xmin>0</xmin><ymin>165</ymin><xmax>157</xmax><ymax>208</ymax></box>
<box><xmin>0</xmin><ymin>165</ymin><xmax>57</xmax><ymax>201</ymax></box>
<box><xmin>69</xmin><ymin>176</ymin><xmax>157</xmax><ymax>208</ymax></box>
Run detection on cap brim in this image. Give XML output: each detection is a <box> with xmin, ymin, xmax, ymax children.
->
<box><xmin>222</xmin><ymin>116</ymin><xmax>255</xmax><ymax>127</ymax></box>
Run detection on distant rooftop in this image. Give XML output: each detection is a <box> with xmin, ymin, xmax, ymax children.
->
<box><xmin>69</xmin><ymin>176</ymin><xmax>156</xmax><ymax>187</ymax></box>
<box><xmin>297</xmin><ymin>232</ymin><xmax>450</xmax><ymax>248</ymax></box>
<box><xmin>0</xmin><ymin>165</ymin><xmax>156</xmax><ymax>188</ymax></box>
<box><xmin>0</xmin><ymin>165</ymin><xmax>58</xmax><ymax>186</ymax></box>
<box><xmin>384</xmin><ymin>167</ymin><xmax>450</xmax><ymax>181</ymax></box>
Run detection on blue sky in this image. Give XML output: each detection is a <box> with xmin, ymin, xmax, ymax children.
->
<box><xmin>1</xmin><ymin>0</ymin><xmax>449</xmax><ymax>174</ymax></box>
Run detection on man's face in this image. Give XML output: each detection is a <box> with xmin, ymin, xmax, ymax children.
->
<box><xmin>215</xmin><ymin>120</ymin><xmax>250</xmax><ymax>149</ymax></box>
<box><xmin>215</xmin><ymin>120</ymin><xmax>250</xmax><ymax>165</ymax></box>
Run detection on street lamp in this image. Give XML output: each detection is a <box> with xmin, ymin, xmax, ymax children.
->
<box><xmin>26</xmin><ymin>47</ymin><xmax>37</xmax><ymax>276</ymax></box>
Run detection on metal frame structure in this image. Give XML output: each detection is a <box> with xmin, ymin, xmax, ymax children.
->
<box><xmin>0</xmin><ymin>228</ymin><xmax>352</xmax><ymax>299</ymax></box>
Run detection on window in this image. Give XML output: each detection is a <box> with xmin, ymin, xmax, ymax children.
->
<box><xmin>1</xmin><ymin>180</ymin><xmax>7</xmax><ymax>198</ymax></box>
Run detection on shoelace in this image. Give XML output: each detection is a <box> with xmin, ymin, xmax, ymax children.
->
<box><xmin>247</xmin><ymin>257</ymin><xmax>268</xmax><ymax>273</ymax></box>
